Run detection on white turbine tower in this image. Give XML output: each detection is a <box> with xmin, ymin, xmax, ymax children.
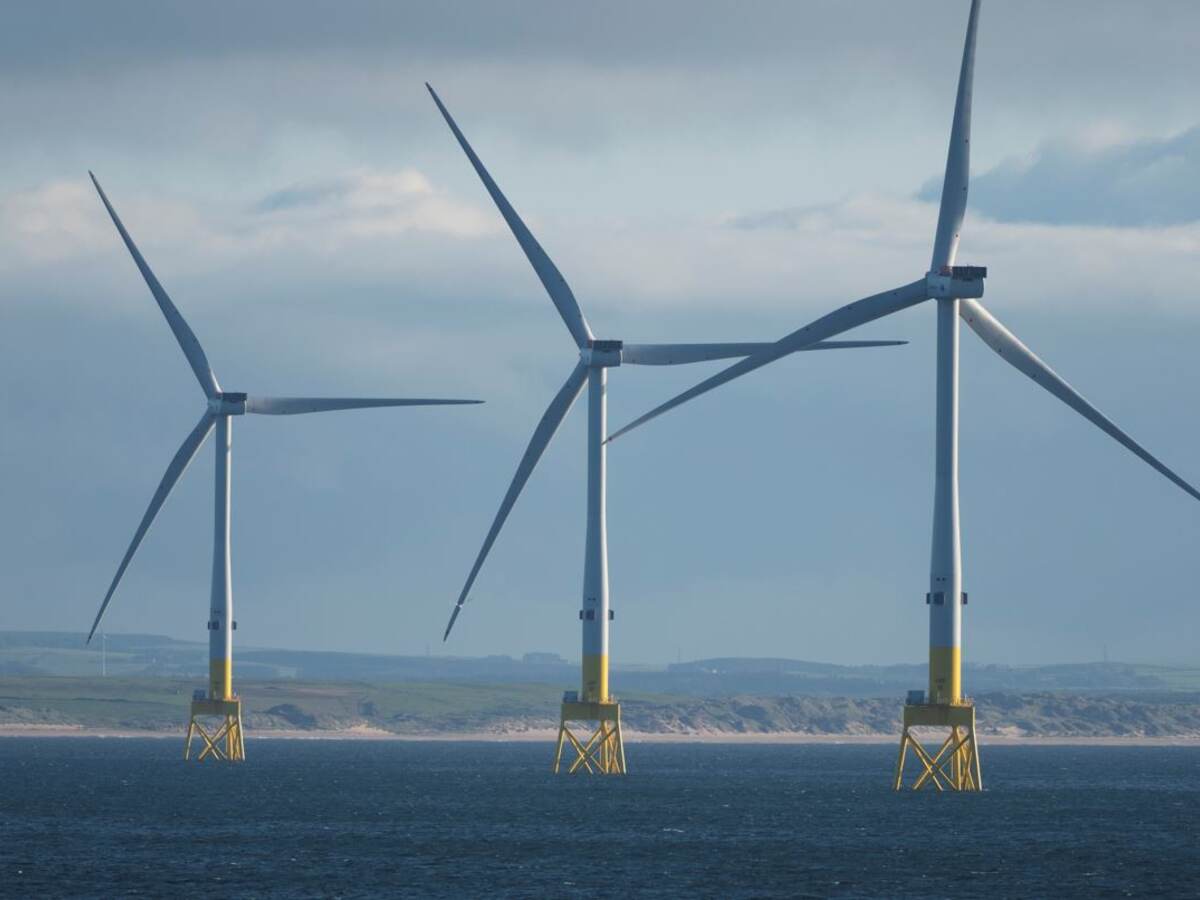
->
<box><xmin>427</xmin><ymin>85</ymin><xmax>905</xmax><ymax>774</ymax></box>
<box><xmin>607</xmin><ymin>0</ymin><xmax>1200</xmax><ymax>791</ymax></box>
<box><xmin>86</xmin><ymin>173</ymin><xmax>481</xmax><ymax>762</ymax></box>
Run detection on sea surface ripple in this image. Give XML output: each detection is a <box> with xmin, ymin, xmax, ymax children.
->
<box><xmin>0</xmin><ymin>739</ymin><xmax>1196</xmax><ymax>898</ymax></box>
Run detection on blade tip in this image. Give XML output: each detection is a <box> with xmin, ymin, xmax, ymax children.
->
<box><xmin>443</xmin><ymin>605</ymin><xmax>461</xmax><ymax>641</ymax></box>
<box><xmin>606</xmin><ymin>425</ymin><xmax>630</xmax><ymax>444</ymax></box>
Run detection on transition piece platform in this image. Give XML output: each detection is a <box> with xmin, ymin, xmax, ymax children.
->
<box><xmin>184</xmin><ymin>694</ymin><xmax>246</xmax><ymax>762</ymax></box>
<box><xmin>554</xmin><ymin>696</ymin><xmax>626</xmax><ymax>775</ymax></box>
<box><xmin>893</xmin><ymin>696</ymin><xmax>982</xmax><ymax>791</ymax></box>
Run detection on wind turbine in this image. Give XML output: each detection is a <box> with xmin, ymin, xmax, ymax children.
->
<box><xmin>426</xmin><ymin>84</ymin><xmax>905</xmax><ymax>774</ymax></box>
<box><xmin>86</xmin><ymin>173</ymin><xmax>481</xmax><ymax>761</ymax></box>
<box><xmin>606</xmin><ymin>0</ymin><xmax>1200</xmax><ymax>791</ymax></box>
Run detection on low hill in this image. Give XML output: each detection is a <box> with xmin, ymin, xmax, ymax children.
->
<box><xmin>2</xmin><ymin>676</ymin><xmax>1199</xmax><ymax>739</ymax></box>
<box><xmin>3</xmin><ymin>631</ymin><xmax>1198</xmax><ymax>697</ymax></box>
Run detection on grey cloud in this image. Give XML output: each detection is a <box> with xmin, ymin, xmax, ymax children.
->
<box><xmin>0</xmin><ymin>0</ymin><xmax>935</xmax><ymax>73</ymax></box>
<box><xmin>5</xmin><ymin>0</ymin><xmax>1200</xmax><ymax>210</ymax></box>
<box><xmin>8</xmin><ymin>1</ymin><xmax>1198</xmax><ymax>89</ymax></box>
<box><xmin>256</xmin><ymin>180</ymin><xmax>347</xmax><ymax>213</ymax></box>
<box><xmin>725</xmin><ymin>205</ymin><xmax>827</xmax><ymax>231</ymax></box>
<box><xmin>919</xmin><ymin>127</ymin><xmax>1200</xmax><ymax>227</ymax></box>
<box><xmin>2</xmin><ymin>1</ymin><xmax>1199</xmax><ymax>670</ymax></box>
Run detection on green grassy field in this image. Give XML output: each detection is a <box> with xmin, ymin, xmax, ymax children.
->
<box><xmin>3</xmin><ymin>676</ymin><xmax>1199</xmax><ymax>738</ymax></box>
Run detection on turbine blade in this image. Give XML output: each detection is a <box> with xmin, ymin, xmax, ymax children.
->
<box><xmin>244</xmin><ymin>396</ymin><xmax>482</xmax><ymax>415</ymax></box>
<box><xmin>607</xmin><ymin>279</ymin><xmax>929</xmax><ymax>443</ymax></box>
<box><xmin>930</xmin><ymin>0</ymin><xmax>981</xmax><ymax>270</ymax></box>
<box><xmin>88</xmin><ymin>413</ymin><xmax>215</xmax><ymax>643</ymax></box>
<box><xmin>620</xmin><ymin>340</ymin><xmax>906</xmax><ymax>366</ymax></box>
<box><xmin>89</xmin><ymin>172</ymin><xmax>221</xmax><ymax>398</ymax></box>
<box><xmin>960</xmin><ymin>299</ymin><xmax>1200</xmax><ymax>503</ymax></box>
<box><xmin>444</xmin><ymin>363</ymin><xmax>589</xmax><ymax>640</ymax></box>
<box><xmin>426</xmin><ymin>84</ymin><xmax>594</xmax><ymax>348</ymax></box>
<box><xmin>805</xmin><ymin>340</ymin><xmax>909</xmax><ymax>351</ymax></box>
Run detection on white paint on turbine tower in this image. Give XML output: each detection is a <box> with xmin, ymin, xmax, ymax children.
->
<box><xmin>84</xmin><ymin>173</ymin><xmax>483</xmax><ymax>757</ymax></box>
<box><xmin>427</xmin><ymin>83</ymin><xmax>907</xmax><ymax>769</ymax></box>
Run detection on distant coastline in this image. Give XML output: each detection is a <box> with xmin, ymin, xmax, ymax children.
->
<box><xmin>3</xmin><ymin>724</ymin><xmax>1199</xmax><ymax>747</ymax></box>
<box><xmin>4</xmin><ymin>633</ymin><xmax>1199</xmax><ymax>745</ymax></box>
<box><xmin>4</xmin><ymin>672</ymin><xmax>1200</xmax><ymax>742</ymax></box>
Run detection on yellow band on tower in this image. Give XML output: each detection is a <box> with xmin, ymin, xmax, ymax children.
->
<box><xmin>582</xmin><ymin>653</ymin><xmax>609</xmax><ymax>703</ymax></box>
<box><xmin>928</xmin><ymin>646</ymin><xmax>961</xmax><ymax>704</ymax></box>
<box><xmin>209</xmin><ymin>658</ymin><xmax>233</xmax><ymax>701</ymax></box>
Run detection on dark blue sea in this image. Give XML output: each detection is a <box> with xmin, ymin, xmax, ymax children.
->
<box><xmin>1</xmin><ymin>739</ymin><xmax>1197</xmax><ymax>898</ymax></box>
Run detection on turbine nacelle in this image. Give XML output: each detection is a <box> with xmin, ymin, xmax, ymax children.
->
<box><xmin>429</xmin><ymin>83</ymin><xmax>908</xmax><ymax>643</ymax></box>
<box><xmin>580</xmin><ymin>339</ymin><xmax>624</xmax><ymax>368</ymax></box>
<box><xmin>207</xmin><ymin>392</ymin><xmax>248</xmax><ymax>416</ymax></box>
<box><xmin>926</xmin><ymin>266</ymin><xmax>987</xmax><ymax>300</ymax></box>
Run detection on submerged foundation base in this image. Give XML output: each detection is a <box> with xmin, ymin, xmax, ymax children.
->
<box><xmin>554</xmin><ymin>699</ymin><xmax>626</xmax><ymax>775</ymax></box>
<box><xmin>185</xmin><ymin>697</ymin><xmax>245</xmax><ymax>762</ymax></box>
<box><xmin>894</xmin><ymin>700</ymin><xmax>981</xmax><ymax>791</ymax></box>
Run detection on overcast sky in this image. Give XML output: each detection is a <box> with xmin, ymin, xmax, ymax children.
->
<box><xmin>3</xmin><ymin>0</ymin><xmax>1200</xmax><ymax>670</ymax></box>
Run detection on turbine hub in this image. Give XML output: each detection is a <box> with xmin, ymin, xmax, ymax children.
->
<box><xmin>208</xmin><ymin>392</ymin><xmax>247</xmax><ymax>416</ymax></box>
<box><xmin>581</xmin><ymin>339</ymin><xmax>623</xmax><ymax>368</ymax></box>
<box><xmin>927</xmin><ymin>265</ymin><xmax>986</xmax><ymax>300</ymax></box>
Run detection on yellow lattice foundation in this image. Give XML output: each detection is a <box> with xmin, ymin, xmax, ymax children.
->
<box><xmin>553</xmin><ymin>699</ymin><xmax>626</xmax><ymax>775</ymax></box>
<box><xmin>894</xmin><ymin>700</ymin><xmax>982</xmax><ymax>791</ymax></box>
<box><xmin>185</xmin><ymin>696</ymin><xmax>246</xmax><ymax>762</ymax></box>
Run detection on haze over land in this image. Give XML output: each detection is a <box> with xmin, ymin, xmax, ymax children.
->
<box><xmin>5</xmin><ymin>632</ymin><xmax>1199</xmax><ymax>696</ymax></box>
<box><xmin>3</xmin><ymin>632</ymin><xmax>1198</xmax><ymax>739</ymax></box>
